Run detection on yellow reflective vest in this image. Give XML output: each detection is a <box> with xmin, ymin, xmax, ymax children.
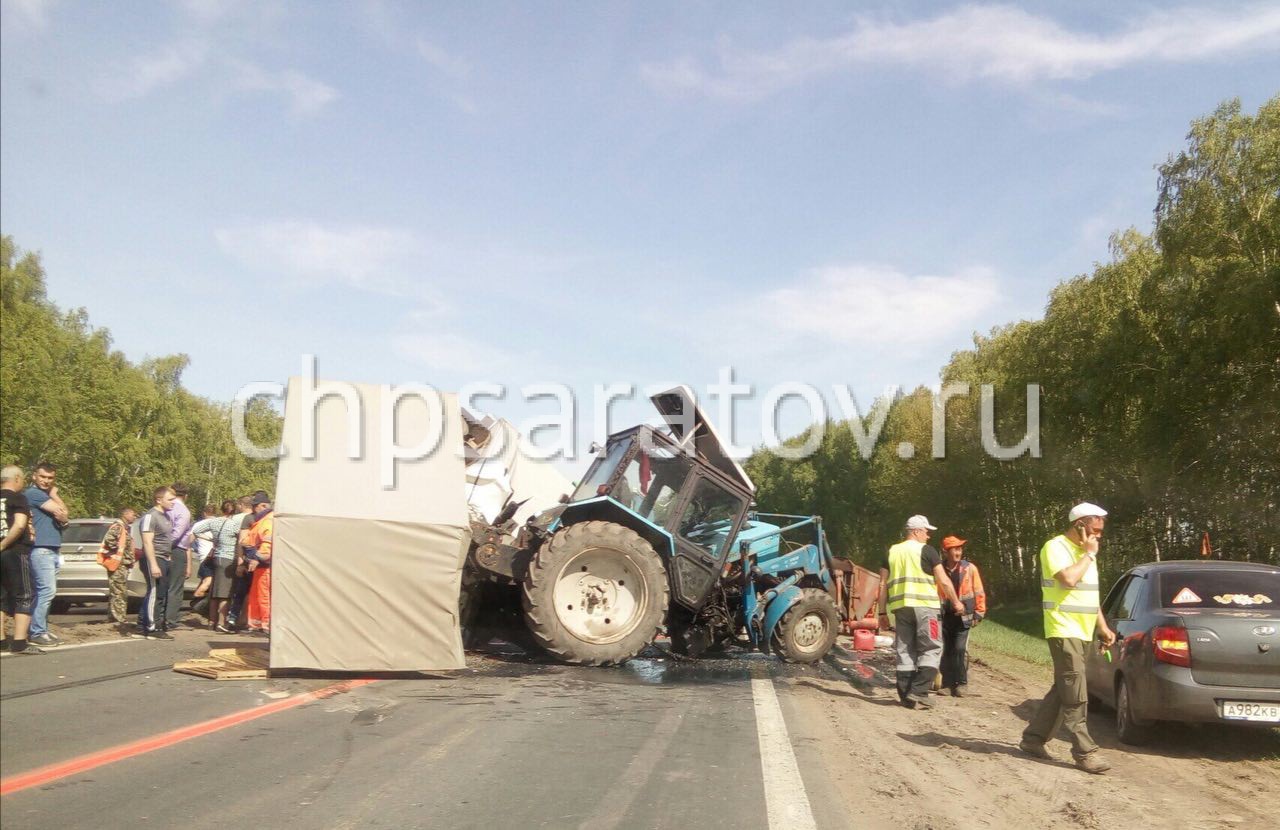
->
<box><xmin>1040</xmin><ymin>534</ymin><xmax>1099</xmax><ymax>640</ymax></box>
<box><xmin>886</xmin><ymin>539</ymin><xmax>940</xmax><ymax>612</ymax></box>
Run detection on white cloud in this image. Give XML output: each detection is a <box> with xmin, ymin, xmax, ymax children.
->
<box><xmin>1</xmin><ymin>0</ymin><xmax>54</xmax><ymax>33</ymax></box>
<box><xmin>392</xmin><ymin>330</ymin><xmax>519</xmax><ymax>375</ymax></box>
<box><xmin>215</xmin><ymin>220</ymin><xmax>420</xmax><ymax>294</ymax></box>
<box><xmin>741</xmin><ymin>263</ymin><xmax>1002</xmax><ymax>349</ymax></box>
<box><xmin>416</xmin><ymin>38</ymin><xmax>470</xmax><ymax>79</ymax></box>
<box><xmin>232</xmin><ymin>62</ymin><xmax>338</xmax><ymax>115</ymax></box>
<box><xmin>642</xmin><ymin>4</ymin><xmax>1280</xmax><ymax>100</ymax></box>
<box><xmin>414</xmin><ymin>38</ymin><xmax>478</xmax><ymax>113</ymax></box>
<box><xmin>176</xmin><ymin>0</ymin><xmax>248</xmax><ymax>23</ymax></box>
<box><xmin>97</xmin><ymin>41</ymin><xmax>209</xmax><ymax>100</ymax></box>
<box><xmin>94</xmin><ymin>46</ymin><xmax>335</xmax><ymax>116</ymax></box>
<box><xmin>771</xmin><ymin>264</ymin><xmax>1000</xmax><ymax>344</ymax></box>
<box><xmin>1036</xmin><ymin>91</ymin><xmax>1124</xmax><ymax>118</ymax></box>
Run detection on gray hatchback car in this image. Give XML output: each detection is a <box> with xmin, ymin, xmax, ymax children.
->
<box><xmin>1086</xmin><ymin>560</ymin><xmax>1280</xmax><ymax>743</ymax></box>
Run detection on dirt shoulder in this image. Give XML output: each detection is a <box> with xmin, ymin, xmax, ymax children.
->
<box><xmin>786</xmin><ymin>637</ymin><xmax>1279</xmax><ymax>830</ymax></box>
<box><xmin>5</xmin><ymin>605</ymin><xmax>213</xmax><ymax>644</ymax></box>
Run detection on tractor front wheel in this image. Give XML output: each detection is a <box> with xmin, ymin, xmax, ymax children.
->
<box><xmin>522</xmin><ymin>521</ymin><xmax>668</xmax><ymax>666</ymax></box>
<box><xmin>772</xmin><ymin>588</ymin><xmax>840</xmax><ymax>664</ymax></box>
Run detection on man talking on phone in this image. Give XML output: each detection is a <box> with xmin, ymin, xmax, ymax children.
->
<box><xmin>1020</xmin><ymin>502</ymin><xmax>1116</xmax><ymax>774</ymax></box>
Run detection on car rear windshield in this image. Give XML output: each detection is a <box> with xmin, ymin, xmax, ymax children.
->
<box><xmin>62</xmin><ymin>524</ymin><xmax>110</xmax><ymax>543</ymax></box>
<box><xmin>1158</xmin><ymin>570</ymin><xmax>1280</xmax><ymax>609</ymax></box>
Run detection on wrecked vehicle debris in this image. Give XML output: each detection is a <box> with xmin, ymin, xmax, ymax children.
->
<box><xmin>461</xmin><ymin>386</ymin><xmax>849</xmax><ymax>666</ymax></box>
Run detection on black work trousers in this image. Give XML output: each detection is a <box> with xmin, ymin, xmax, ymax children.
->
<box><xmin>165</xmin><ymin>547</ymin><xmax>188</xmax><ymax>627</ymax></box>
<box><xmin>940</xmin><ymin>615</ymin><xmax>970</xmax><ymax>688</ymax></box>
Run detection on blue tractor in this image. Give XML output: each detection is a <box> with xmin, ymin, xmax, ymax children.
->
<box><xmin>461</xmin><ymin>387</ymin><xmax>844</xmax><ymax>665</ymax></box>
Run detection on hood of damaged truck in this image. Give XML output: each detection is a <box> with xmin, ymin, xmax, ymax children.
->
<box><xmin>650</xmin><ymin>385</ymin><xmax>755</xmax><ymax>494</ymax></box>
<box><xmin>462</xmin><ymin>413</ymin><xmax>572</xmax><ymax>525</ymax></box>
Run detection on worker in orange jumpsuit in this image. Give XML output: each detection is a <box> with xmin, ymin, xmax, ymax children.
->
<box><xmin>938</xmin><ymin>535</ymin><xmax>987</xmax><ymax>696</ymax></box>
<box><xmin>240</xmin><ymin>492</ymin><xmax>274</xmax><ymax>635</ymax></box>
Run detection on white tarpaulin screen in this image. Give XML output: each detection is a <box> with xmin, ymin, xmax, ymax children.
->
<box><xmin>271</xmin><ymin>378</ymin><xmax>469</xmax><ymax>671</ymax></box>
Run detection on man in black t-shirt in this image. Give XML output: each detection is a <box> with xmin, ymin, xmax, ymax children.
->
<box><xmin>1</xmin><ymin>466</ymin><xmax>43</xmax><ymax>654</ymax></box>
<box><xmin>138</xmin><ymin>486</ymin><xmax>177</xmax><ymax>639</ymax></box>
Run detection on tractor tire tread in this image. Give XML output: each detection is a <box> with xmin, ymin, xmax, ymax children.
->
<box><xmin>522</xmin><ymin>521</ymin><xmax>668</xmax><ymax>666</ymax></box>
<box><xmin>772</xmin><ymin>587</ymin><xmax>840</xmax><ymax>664</ymax></box>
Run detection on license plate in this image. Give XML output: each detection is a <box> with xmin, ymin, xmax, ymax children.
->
<box><xmin>62</xmin><ymin>552</ymin><xmax>97</xmax><ymax>562</ymax></box>
<box><xmin>1221</xmin><ymin>701</ymin><xmax>1280</xmax><ymax>722</ymax></box>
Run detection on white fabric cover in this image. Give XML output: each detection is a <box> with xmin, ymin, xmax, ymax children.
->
<box><xmin>271</xmin><ymin>378</ymin><xmax>469</xmax><ymax>671</ymax></box>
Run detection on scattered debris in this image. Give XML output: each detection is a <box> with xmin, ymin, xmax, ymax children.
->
<box><xmin>1062</xmin><ymin>800</ymin><xmax>1101</xmax><ymax>830</ymax></box>
<box><xmin>174</xmin><ymin>646</ymin><xmax>270</xmax><ymax>680</ymax></box>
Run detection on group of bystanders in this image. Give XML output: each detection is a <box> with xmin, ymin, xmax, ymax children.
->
<box><xmin>129</xmin><ymin>484</ymin><xmax>274</xmax><ymax>639</ymax></box>
<box><xmin>1</xmin><ymin>463</ymin><xmax>68</xmax><ymax>654</ymax></box>
<box><xmin>879</xmin><ymin>504</ymin><xmax>1118</xmax><ymax>775</ymax></box>
<box><xmin>0</xmin><ymin>462</ymin><xmax>274</xmax><ymax>654</ymax></box>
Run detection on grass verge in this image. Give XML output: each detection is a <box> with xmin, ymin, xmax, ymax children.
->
<box><xmin>969</xmin><ymin>602</ymin><xmax>1052</xmax><ymax>668</ymax></box>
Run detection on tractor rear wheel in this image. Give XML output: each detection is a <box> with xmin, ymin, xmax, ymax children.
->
<box><xmin>772</xmin><ymin>588</ymin><xmax>839</xmax><ymax>664</ymax></box>
<box><xmin>522</xmin><ymin>521</ymin><xmax>668</xmax><ymax>665</ymax></box>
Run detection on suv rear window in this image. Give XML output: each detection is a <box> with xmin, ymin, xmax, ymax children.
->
<box><xmin>62</xmin><ymin>523</ymin><xmax>110</xmax><ymax>544</ymax></box>
<box><xmin>1158</xmin><ymin>570</ymin><xmax>1280</xmax><ymax>609</ymax></box>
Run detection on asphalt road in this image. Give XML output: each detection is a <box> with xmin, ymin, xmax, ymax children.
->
<box><xmin>0</xmin><ymin>632</ymin><xmax>852</xmax><ymax>830</ymax></box>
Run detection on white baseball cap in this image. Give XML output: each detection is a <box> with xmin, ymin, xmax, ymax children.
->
<box><xmin>906</xmin><ymin>514</ymin><xmax>937</xmax><ymax>530</ymax></box>
<box><xmin>1068</xmin><ymin>502</ymin><xmax>1108</xmax><ymax>522</ymax></box>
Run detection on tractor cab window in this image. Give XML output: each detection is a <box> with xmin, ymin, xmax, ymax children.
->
<box><xmin>620</xmin><ymin>443</ymin><xmax>692</xmax><ymax>525</ymax></box>
<box><xmin>572</xmin><ymin>439</ymin><xmax>633</xmax><ymax>502</ymax></box>
<box><xmin>677</xmin><ymin>476</ymin><xmax>745</xmax><ymax>560</ymax></box>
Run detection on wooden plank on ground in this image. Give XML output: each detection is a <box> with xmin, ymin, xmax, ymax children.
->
<box><xmin>174</xmin><ymin>646</ymin><xmax>271</xmax><ymax>680</ymax></box>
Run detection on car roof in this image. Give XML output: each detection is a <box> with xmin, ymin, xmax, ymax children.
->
<box><xmin>1127</xmin><ymin>559</ymin><xmax>1279</xmax><ymax>577</ymax></box>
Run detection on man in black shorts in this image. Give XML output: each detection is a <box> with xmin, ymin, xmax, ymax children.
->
<box><xmin>2</xmin><ymin>465</ymin><xmax>43</xmax><ymax>654</ymax></box>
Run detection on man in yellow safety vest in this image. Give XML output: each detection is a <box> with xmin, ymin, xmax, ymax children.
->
<box><xmin>878</xmin><ymin>515</ymin><xmax>965</xmax><ymax>709</ymax></box>
<box><xmin>1019</xmin><ymin>502</ymin><xmax>1117</xmax><ymax>774</ymax></box>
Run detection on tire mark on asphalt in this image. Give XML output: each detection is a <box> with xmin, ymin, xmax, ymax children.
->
<box><xmin>576</xmin><ymin>705</ymin><xmax>685</xmax><ymax>830</ymax></box>
<box><xmin>0</xmin><ymin>664</ymin><xmax>175</xmax><ymax>701</ymax></box>
<box><xmin>318</xmin><ymin>703</ymin><xmax>491</xmax><ymax>830</ymax></box>
<box><xmin>305</xmin><ymin>727</ymin><xmax>356</xmax><ymax>803</ymax></box>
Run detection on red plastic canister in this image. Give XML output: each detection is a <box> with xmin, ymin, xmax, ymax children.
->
<box><xmin>853</xmin><ymin>627</ymin><xmax>875</xmax><ymax>651</ymax></box>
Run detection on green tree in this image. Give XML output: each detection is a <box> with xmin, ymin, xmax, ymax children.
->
<box><xmin>748</xmin><ymin>95</ymin><xmax>1280</xmax><ymax>603</ymax></box>
<box><xmin>1</xmin><ymin>237</ymin><xmax>280</xmax><ymax>516</ymax></box>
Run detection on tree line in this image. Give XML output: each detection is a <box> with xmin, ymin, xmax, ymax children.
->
<box><xmin>1</xmin><ymin>236</ymin><xmax>280</xmax><ymax>517</ymax></box>
<box><xmin>746</xmin><ymin>96</ymin><xmax>1279</xmax><ymax>601</ymax></box>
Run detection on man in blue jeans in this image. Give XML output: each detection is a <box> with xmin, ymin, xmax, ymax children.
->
<box><xmin>24</xmin><ymin>462</ymin><xmax>68</xmax><ymax>647</ymax></box>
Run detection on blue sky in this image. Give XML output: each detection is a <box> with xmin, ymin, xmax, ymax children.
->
<box><xmin>3</xmin><ymin>1</ymin><xmax>1277</xmax><ymax>470</ymax></box>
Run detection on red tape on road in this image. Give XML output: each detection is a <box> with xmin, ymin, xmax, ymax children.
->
<box><xmin>0</xmin><ymin>678</ymin><xmax>377</xmax><ymax>797</ymax></box>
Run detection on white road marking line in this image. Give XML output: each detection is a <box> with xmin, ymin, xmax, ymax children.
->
<box><xmin>752</xmin><ymin>677</ymin><xmax>819</xmax><ymax>830</ymax></box>
<box><xmin>0</xmin><ymin>637</ymin><xmax>143</xmax><ymax>658</ymax></box>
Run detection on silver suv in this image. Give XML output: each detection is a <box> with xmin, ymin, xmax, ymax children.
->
<box><xmin>54</xmin><ymin>518</ymin><xmax>199</xmax><ymax>612</ymax></box>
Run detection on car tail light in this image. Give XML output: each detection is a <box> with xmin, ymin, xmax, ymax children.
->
<box><xmin>1152</xmin><ymin>625</ymin><xmax>1191</xmax><ymax>667</ymax></box>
